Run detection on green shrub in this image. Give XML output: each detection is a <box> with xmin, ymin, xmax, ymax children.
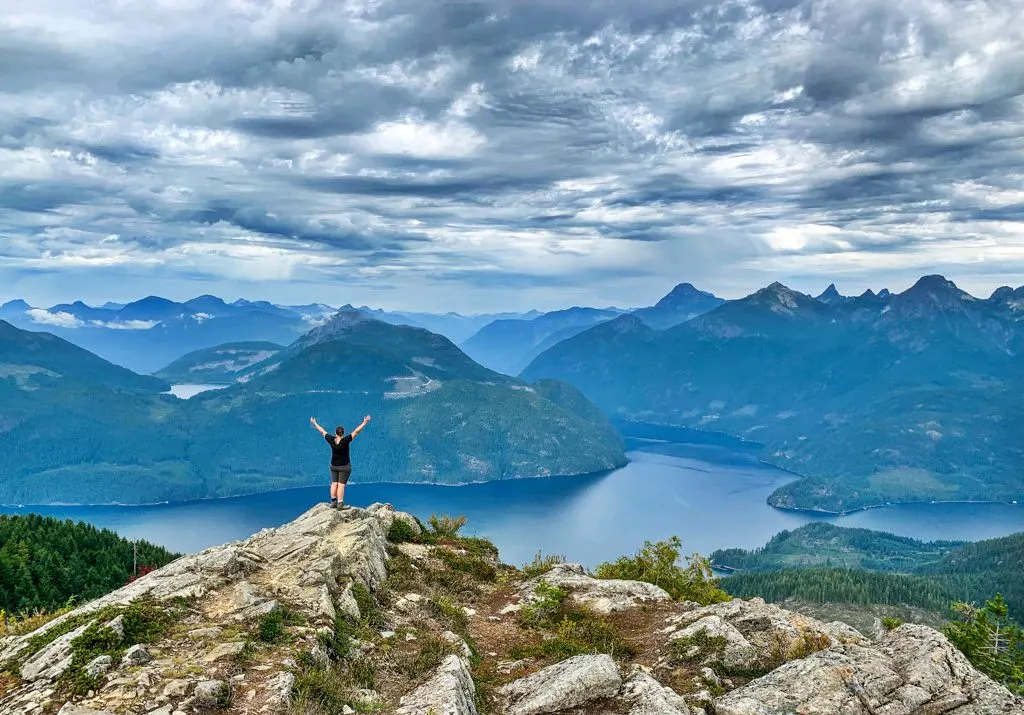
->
<box><xmin>522</xmin><ymin>551</ymin><xmax>566</xmax><ymax>579</ymax></box>
<box><xmin>595</xmin><ymin>536</ymin><xmax>731</xmax><ymax>605</ymax></box>
<box><xmin>259</xmin><ymin>609</ymin><xmax>286</xmax><ymax>643</ymax></box>
<box><xmin>427</xmin><ymin>514</ymin><xmax>468</xmax><ymax>539</ymax></box>
<box><xmin>882</xmin><ymin>616</ymin><xmax>904</xmax><ymax>632</ymax></box>
<box><xmin>387</xmin><ymin>519</ymin><xmax>418</xmax><ymax>544</ymax></box>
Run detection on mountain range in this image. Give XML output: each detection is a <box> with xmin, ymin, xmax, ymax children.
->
<box><xmin>0</xmin><ymin>297</ymin><xmax>538</xmax><ymax>374</ymax></box>
<box><xmin>522</xmin><ymin>275</ymin><xmax>1024</xmax><ymax>513</ymax></box>
<box><xmin>458</xmin><ymin>283</ymin><xmax>724</xmax><ymax>374</ymax></box>
<box><xmin>0</xmin><ymin>311</ymin><xmax>625</xmax><ymax>505</ymax></box>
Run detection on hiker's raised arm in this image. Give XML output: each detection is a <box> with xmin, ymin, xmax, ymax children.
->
<box><xmin>310</xmin><ymin>417</ymin><xmax>328</xmax><ymax>436</ymax></box>
<box><xmin>351</xmin><ymin>415</ymin><xmax>371</xmax><ymax>438</ymax></box>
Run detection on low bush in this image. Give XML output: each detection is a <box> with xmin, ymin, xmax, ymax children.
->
<box><xmin>521</xmin><ymin>551</ymin><xmax>566</xmax><ymax>579</ymax></box>
<box><xmin>595</xmin><ymin>536</ymin><xmax>731</xmax><ymax>605</ymax></box>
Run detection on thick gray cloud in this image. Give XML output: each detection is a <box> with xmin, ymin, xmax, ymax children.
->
<box><xmin>0</xmin><ymin>0</ymin><xmax>1022</xmax><ymax>311</ymax></box>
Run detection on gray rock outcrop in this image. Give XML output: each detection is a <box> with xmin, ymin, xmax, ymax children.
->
<box><xmin>620</xmin><ymin>670</ymin><xmax>694</xmax><ymax>715</ymax></box>
<box><xmin>499</xmin><ymin>653</ymin><xmax>623</xmax><ymax>715</ymax></box>
<box><xmin>714</xmin><ymin>624</ymin><xmax>1023</xmax><ymax>715</ymax></box>
<box><xmin>395</xmin><ymin>654</ymin><xmax>477</xmax><ymax>715</ymax></box>
<box><xmin>519</xmin><ymin>563</ymin><xmax>671</xmax><ymax>614</ymax></box>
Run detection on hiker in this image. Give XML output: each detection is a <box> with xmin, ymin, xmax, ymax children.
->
<box><xmin>309</xmin><ymin>415</ymin><xmax>371</xmax><ymax>509</ymax></box>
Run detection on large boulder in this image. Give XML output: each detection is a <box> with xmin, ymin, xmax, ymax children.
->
<box><xmin>713</xmin><ymin>624</ymin><xmax>1024</xmax><ymax>715</ymax></box>
<box><xmin>519</xmin><ymin>563</ymin><xmax>671</xmax><ymax>614</ymax></box>
<box><xmin>663</xmin><ymin>597</ymin><xmax>865</xmax><ymax>674</ymax></box>
<box><xmin>498</xmin><ymin>654</ymin><xmax>623</xmax><ymax>715</ymax></box>
<box><xmin>670</xmin><ymin>615</ymin><xmax>758</xmax><ymax>669</ymax></box>
<box><xmin>620</xmin><ymin>670</ymin><xmax>695</xmax><ymax>715</ymax></box>
<box><xmin>395</xmin><ymin>654</ymin><xmax>477</xmax><ymax>715</ymax></box>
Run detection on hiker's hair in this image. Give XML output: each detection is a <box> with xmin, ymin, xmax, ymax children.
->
<box><xmin>335</xmin><ymin>426</ymin><xmax>345</xmax><ymax>436</ymax></box>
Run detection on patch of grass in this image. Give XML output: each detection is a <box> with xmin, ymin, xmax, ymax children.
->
<box><xmin>233</xmin><ymin>640</ymin><xmax>258</xmax><ymax>666</ymax></box>
<box><xmin>423</xmin><ymin>560</ymin><xmax>481</xmax><ymax>599</ymax></box>
<box><xmin>788</xmin><ymin>629</ymin><xmax>831</xmax><ymax>660</ymax></box>
<box><xmin>214</xmin><ymin>682</ymin><xmax>233</xmax><ymax>708</ymax></box>
<box><xmin>257</xmin><ymin>605</ymin><xmax>304</xmax><ymax>643</ymax></box>
<box><xmin>0</xmin><ymin>602</ymin><xmax>76</xmax><ymax>637</ymax></box>
<box><xmin>384</xmin><ymin>551</ymin><xmax>419</xmax><ymax>593</ymax></box>
<box><xmin>351</xmin><ymin>583</ymin><xmax>386</xmax><ymax>630</ymax></box>
<box><xmin>318</xmin><ymin>617</ymin><xmax>356</xmax><ymax>661</ymax></box>
<box><xmin>60</xmin><ymin>599</ymin><xmax>176</xmax><ymax>695</ymax></box>
<box><xmin>668</xmin><ymin>630</ymin><xmax>729</xmax><ymax>666</ymax></box>
<box><xmin>521</xmin><ymin>551</ymin><xmax>566</xmax><ymax>579</ymax></box>
<box><xmin>435</xmin><ymin>548</ymin><xmax>498</xmax><ymax>583</ymax></box>
<box><xmin>471</xmin><ymin>659</ymin><xmax>501</xmax><ymax>714</ymax></box>
<box><xmin>513</xmin><ymin>582</ymin><xmax>635</xmax><ymax>661</ymax></box>
<box><xmin>455</xmin><ymin>536</ymin><xmax>499</xmax><ymax>559</ymax></box>
<box><xmin>259</xmin><ymin>609</ymin><xmax>286</xmax><ymax>643</ymax></box>
<box><xmin>510</xmin><ymin>614</ymin><xmax>636</xmax><ymax>661</ymax></box>
<box><xmin>427</xmin><ymin>596</ymin><xmax>469</xmax><ymax>636</ymax></box>
<box><xmin>392</xmin><ymin>632</ymin><xmax>460</xmax><ymax>679</ymax></box>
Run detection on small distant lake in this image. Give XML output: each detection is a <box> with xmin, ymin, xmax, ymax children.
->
<box><xmin>167</xmin><ymin>384</ymin><xmax>229</xmax><ymax>399</ymax></box>
<box><xmin>4</xmin><ymin>424</ymin><xmax>1023</xmax><ymax>567</ymax></box>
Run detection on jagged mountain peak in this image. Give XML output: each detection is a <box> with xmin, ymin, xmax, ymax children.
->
<box><xmin>814</xmin><ymin>283</ymin><xmax>847</xmax><ymax>304</ymax></box>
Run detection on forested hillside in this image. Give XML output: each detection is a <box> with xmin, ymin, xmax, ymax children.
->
<box><xmin>0</xmin><ymin>514</ymin><xmax>179</xmax><ymax>614</ymax></box>
<box><xmin>711</xmin><ymin>523</ymin><xmax>965</xmax><ymax>572</ymax></box>
<box><xmin>717</xmin><ymin>527</ymin><xmax>1024</xmax><ymax>614</ymax></box>
<box><xmin>723</xmin><ymin>568</ymin><xmax>957</xmax><ymax>612</ymax></box>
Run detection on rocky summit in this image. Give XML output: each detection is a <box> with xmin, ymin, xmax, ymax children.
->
<box><xmin>2</xmin><ymin>504</ymin><xmax>1021</xmax><ymax>715</ymax></box>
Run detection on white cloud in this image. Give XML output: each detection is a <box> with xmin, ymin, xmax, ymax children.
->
<box><xmin>27</xmin><ymin>309</ymin><xmax>85</xmax><ymax>328</ymax></box>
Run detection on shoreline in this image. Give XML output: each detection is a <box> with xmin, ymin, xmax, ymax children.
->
<box><xmin>772</xmin><ymin>498</ymin><xmax>1024</xmax><ymax>518</ymax></box>
<box><xmin>0</xmin><ymin>459</ymin><xmax>629</xmax><ymax>509</ymax></box>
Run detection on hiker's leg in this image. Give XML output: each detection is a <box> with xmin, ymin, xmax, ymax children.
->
<box><xmin>330</xmin><ymin>468</ymin><xmax>340</xmax><ymax>505</ymax></box>
<box><xmin>337</xmin><ymin>466</ymin><xmax>352</xmax><ymax>506</ymax></box>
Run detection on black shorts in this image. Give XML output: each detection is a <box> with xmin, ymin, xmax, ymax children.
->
<box><xmin>330</xmin><ymin>464</ymin><xmax>352</xmax><ymax>484</ymax></box>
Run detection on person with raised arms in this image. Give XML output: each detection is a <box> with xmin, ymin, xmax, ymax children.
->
<box><xmin>309</xmin><ymin>414</ymin><xmax>371</xmax><ymax>509</ymax></box>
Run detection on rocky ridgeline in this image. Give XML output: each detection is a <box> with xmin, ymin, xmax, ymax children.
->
<box><xmin>0</xmin><ymin>504</ymin><xmax>1021</xmax><ymax>715</ymax></box>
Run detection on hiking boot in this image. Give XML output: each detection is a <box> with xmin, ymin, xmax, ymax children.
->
<box><xmin>329</xmin><ymin>501</ymin><xmax>339</xmax><ymax>509</ymax></box>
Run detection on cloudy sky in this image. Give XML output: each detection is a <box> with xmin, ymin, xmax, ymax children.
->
<box><xmin>1</xmin><ymin>0</ymin><xmax>1022</xmax><ymax>312</ymax></box>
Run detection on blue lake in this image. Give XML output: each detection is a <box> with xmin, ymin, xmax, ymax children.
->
<box><xmin>4</xmin><ymin>427</ymin><xmax>1024</xmax><ymax>567</ymax></box>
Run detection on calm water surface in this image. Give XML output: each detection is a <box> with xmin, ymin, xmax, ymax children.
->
<box><xmin>4</xmin><ymin>426</ymin><xmax>1023</xmax><ymax>567</ymax></box>
<box><xmin>166</xmin><ymin>384</ymin><xmax>229</xmax><ymax>399</ymax></box>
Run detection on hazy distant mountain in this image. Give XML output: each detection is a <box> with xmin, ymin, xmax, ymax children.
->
<box><xmin>0</xmin><ymin>296</ymin><xmax>314</xmax><ymax>374</ymax></box>
<box><xmin>153</xmin><ymin>342</ymin><xmax>285</xmax><ymax>384</ymax></box>
<box><xmin>0</xmin><ymin>313</ymin><xmax>625</xmax><ymax>505</ymax></box>
<box><xmin>631</xmin><ymin>282</ymin><xmax>725</xmax><ymax>329</ymax></box>
<box><xmin>461</xmin><ymin>307</ymin><xmax>626</xmax><ymax>375</ymax></box>
<box><xmin>522</xmin><ymin>275</ymin><xmax>1024</xmax><ymax>513</ymax></box>
<box><xmin>349</xmin><ymin>306</ymin><xmax>541</xmax><ymax>344</ymax></box>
